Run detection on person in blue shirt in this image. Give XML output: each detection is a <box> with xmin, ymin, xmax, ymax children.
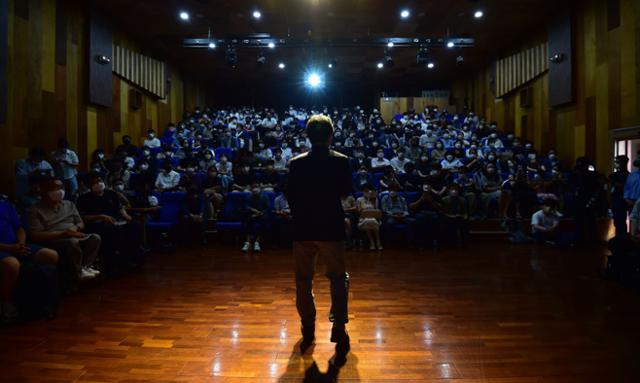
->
<box><xmin>0</xmin><ymin>199</ymin><xmax>58</xmax><ymax>322</ymax></box>
<box><xmin>624</xmin><ymin>158</ymin><xmax>640</xmax><ymax>206</ymax></box>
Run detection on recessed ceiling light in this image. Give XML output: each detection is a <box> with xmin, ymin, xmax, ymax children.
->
<box><xmin>253</xmin><ymin>10</ymin><xmax>262</xmax><ymax>19</ymax></box>
<box><xmin>387</xmin><ymin>41</ymin><xmax>394</xmax><ymax>48</ymax></box>
<box><xmin>474</xmin><ymin>10</ymin><xmax>484</xmax><ymax>19</ymax></box>
<box><xmin>208</xmin><ymin>42</ymin><xmax>216</xmax><ymax>49</ymax></box>
<box><xmin>268</xmin><ymin>42</ymin><xmax>275</xmax><ymax>49</ymax></box>
<box><xmin>400</xmin><ymin>9</ymin><xmax>410</xmax><ymax>19</ymax></box>
<box><xmin>278</xmin><ymin>62</ymin><xmax>285</xmax><ymax>69</ymax></box>
<box><xmin>179</xmin><ymin>11</ymin><xmax>189</xmax><ymax>21</ymax></box>
<box><xmin>427</xmin><ymin>62</ymin><xmax>435</xmax><ymax>69</ymax></box>
<box><xmin>328</xmin><ymin>63</ymin><xmax>333</xmax><ymax>68</ymax></box>
<box><xmin>377</xmin><ymin>62</ymin><xmax>384</xmax><ymax>69</ymax></box>
<box><xmin>447</xmin><ymin>41</ymin><xmax>455</xmax><ymax>48</ymax></box>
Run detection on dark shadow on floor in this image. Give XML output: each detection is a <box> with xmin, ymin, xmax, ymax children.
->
<box><xmin>278</xmin><ymin>339</ymin><xmax>359</xmax><ymax>382</ymax></box>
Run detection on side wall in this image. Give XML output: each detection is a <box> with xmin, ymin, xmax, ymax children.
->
<box><xmin>1</xmin><ymin>0</ymin><xmax>206</xmax><ymax>196</ymax></box>
<box><xmin>452</xmin><ymin>0</ymin><xmax>640</xmax><ymax>172</ymax></box>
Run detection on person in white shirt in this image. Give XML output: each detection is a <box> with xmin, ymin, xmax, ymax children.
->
<box><xmin>256</xmin><ymin>142</ymin><xmax>273</xmax><ymax>162</ymax></box>
<box><xmin>440</xmin><ymin>152</ymin><xmax>464</xmax><ymax>171</ymax></box>
<box><xmin>155</xmin><ymin>161</ymin><xmax>181</xmax><ymax>191</ymax></box>
<box><xmin>280</xmin><ymin>142</ymin><xmax>293</xmax><ymax>161</ymax></box>
<box><xmin>531</xmin><ymin>199</ymin><xmax>561</xmax><ymax>244</ymax></box>
<box><xmin>390</xmin><ymin>150</ymin><xmax>411</xmax><ymax>174</ymax></box>
<box><xmin>51</xmin><ymin>139</ymin><xmax>79</xmax><ymax>198</ymax></box>
<box><xmin>273</xmin><ymin>150</ymin><xmax>288</xmax><ymax>171</ymax></box>
<box><xmin>143</xmin><ymin>129</ymin><xmax>161</xmax><ymax>148</ymax></box>
<box><xmin>261</xmin><ymin>113</ymin><xmax>278</xmax><ymax>129</ymax></box>
<box><xmin>370</xmin><ymin>149</ymin><xmax>390</xmax><ymax>170</ymax></box>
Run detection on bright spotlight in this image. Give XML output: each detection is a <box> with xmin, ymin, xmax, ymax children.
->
<box><xmin>387</xmin><ymin>41</ymin><xmax>394</xmax><ymax>48</ymax></box>
<box><xmin>328</xmin><ymin>63</ymin><xmax>333</xmax><ymax>68</ymax></box>
<box><xmin>427</xmin><ymin>62</ymin><xmax>435</xmax><ymax>69</ymax></box>
<box><xmin>474</xmin><ymin>10</ymin><xmax>484</xmax><ymax>19</ymax></box>
<box><xmin>208</xmin><ymin>42</ymin><xmax>216</xmax><ymax>49</ymax></box>
<box><xmin>253</xmin><ymin>10</ymin><xmax>262</xmax><ymax>19</ymax></box>
<box><xmin>278</xmin><ymin>62</ymin><xmax>285</xmax><ymax>69</ymax></box>
<box><xmin>268</xmin><ymin>42</ymin><xmax>276</xmax><ymax>49</ymax></box>
<box><xmin>400</xmin><ymin>9</ymin><xmax>410</xmax><ymax>19</ymax></box>
<box><xmin>447</xmin><ymin>41</ymin><xmax>455</xmax><ymax>48</ymax></box>
<box><xmin>377</xmin><ymin>62</ymin><xmax>384</xmax><ymax>69</ymax></box>
<box><xmin>306</xmin><ymin>72</ymin><xmax>322</xmax><ymax>88</ymax></box>
<box><xmin>179</xmin><ymin>11</ymin><xmax>190</xmax><ymax>21</ymax></box>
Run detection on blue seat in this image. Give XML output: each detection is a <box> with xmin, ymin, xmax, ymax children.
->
<box><xmin>215</xmin><ymin>147</ymin><xmax>234</xmax><ymax>161</ymax></box>
<box><xmin>405</xmin><ymin>192</ymin><xmax>420</xmax><ymax>203</ymax></box>
<box><xmin>147</xmin><ymin>192</ymin><xmax>187</xmax><ymax>230</ymax></box>
<box><xmin>216</xmin><ymin>192</ymin><xmax>250</xmax><ymax>231</ymax></box>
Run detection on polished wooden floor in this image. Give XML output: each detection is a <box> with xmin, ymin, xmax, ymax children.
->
<box><xmin>1</xmin><ymin>241</ymin><xmax>640</xmax><ymax>382</ymax></box>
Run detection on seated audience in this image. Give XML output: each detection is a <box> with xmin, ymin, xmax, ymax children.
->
<box><xmin>356</xmin><ymin>185</ymin><xmax>382</xmax><ymax>250</ymax></box>
<box><xmin>0</xmin><ymin>199</ymin><xmax>58</xmax><ymax>322</ymax></box>
<box><xmin>27</xmin><ymin>177</ymin><xmax>102</xmax><ymax>282</ymax></box>
<box><xmin>76</xmin><ymin>172</ymin><xmax>143</xmax><ymax>273</ymax></box>
<box><xmin>241</xmin><ymin>185</ymin><xmax>270</xmax><ymax>252</ymax></box>
<box><xmin>155</xmin><ymin>161</ymin><xmax>181</xmax><ymax>192</ymax></box>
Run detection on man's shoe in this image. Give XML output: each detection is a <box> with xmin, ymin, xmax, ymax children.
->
<box><xmin>330</xmin><ymin>325</ymin><xmax>350</xmax><ymax>367</ymax></box>
<box><xmin>241</xmin><ymin>242</ymin><xmax>250</xmax><ymax>252</ymax></box>
<box><xmin>86</xmin><ymin>266</ymin><xmax>101</xmax><ymax>276</ymax></box>
<box><xmin>79</xmin><ymin>268</ymin><xmax>96</xmax><ymax>281</ymax></box>
<box><xmin>253</xmin><ymin>242</ymin><xmax>261</xmax><ymax>252</ymax></box>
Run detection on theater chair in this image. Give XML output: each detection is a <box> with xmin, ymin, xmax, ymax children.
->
<box><xmin>146</xmin><ymin>192</ymin><xmax>186</xmax><ymax>252</ymax></box>
<box><xmin>215</xmin><ymin>192</ymin><xmax>250</xmax><ymax>243</ymax></box>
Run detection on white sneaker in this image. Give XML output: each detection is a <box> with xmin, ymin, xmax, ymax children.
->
<box><xmin>79</xmin><ymin>268</ymin><xmax>96</xmax><ymax>281</ymax></box>
<box><xmin>241</xmin><ymin>242</ymin><xmax>250</xmax><ymax>252</ymax></box>
<box><xmin>86</xmin><ymin>266</ymin><xmax>101</xmax><ymax>276</ymax></box>
<box><xmin>253</xmin><ymin>242</ymin><xmax>261</xmax><ymax>252</ymax></box>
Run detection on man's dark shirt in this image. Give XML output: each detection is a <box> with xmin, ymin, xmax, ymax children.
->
<box><xmin>288</xmin><ymin>147</ymin><xmax>353</xmax><ymax>241</ymax></box>
<box><xmin>77</xmin><ymin>190</ymin><xmax>123</xmax><ymax>219</ymax></box>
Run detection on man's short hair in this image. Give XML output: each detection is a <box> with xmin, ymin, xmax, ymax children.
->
<box><xmin>306</xmin><ymin>115</ymin><xmax>334</xmax><ymax>145</ymax></box>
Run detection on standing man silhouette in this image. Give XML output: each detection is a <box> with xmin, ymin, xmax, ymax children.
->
<box><xmin>288</xmin><ymin>115</ymin><xmax>352</xmax><ymax>356</ymax></box>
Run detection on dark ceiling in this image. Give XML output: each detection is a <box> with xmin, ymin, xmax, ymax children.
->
<box><xmin>96</xmin><ymin>0</ymin><xmax>558</xmax><ymax>89</ymax></box>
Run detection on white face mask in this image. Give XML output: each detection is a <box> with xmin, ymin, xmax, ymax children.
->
<box><xmin>49</xmin><ymin>189</ymin><xmax>65</xmax><ymax>202</ymax></box>
<box><xmin>92</xmin><ymin>182</ymin><xmax>106</xmax><ymax>193</ymax></box>
<box><xmin>115</xmin><ymin>184</ymin><xmax>125</xmax><ymax>192</ymax></box>
<box><xmin>97</xmin><ymin>153</ymin><xmax>105</xmax><ymax>159</ymax></box>
<box><xmin>140</xmin><ymin>164</ymin><xmax>149</xmax><ymax>171</ymax></box>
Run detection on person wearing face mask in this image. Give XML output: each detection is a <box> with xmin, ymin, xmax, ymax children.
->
<box><xmin>530</xmin><ymin>198</ymin><xmax>561</xmax><ymax>245</ymax></box>
<box><xmin>15</xmin><ymin>148</ymin><xmax>55</xmax><ymax>198</ymax></box>
<box><xmin>51</xmin><ymin>138</ymin><xmax>79</xmax><ymax>200</ymax></box>
<box><xmin>115</xmin><ymin>135</ymin><xmax>139</xmax><ymax>157</ymax></box>
<box><xmin>256</xmin><ymin>141</ymin><xmax>274</xmax><ymax>163</ymax></box>
<box><xmin>259</xmin><ymin>160</ymin><xmax>280</xmax><ymax>192</ymax></box>
<box><xmin>280</xmin><ymin>141</ymin><xmax>293</xmax><ymax>162</ymax></box>
<box><xmin>215</xmin><ymin>155</ymin><xmax>234</xmax><ymax>191</ymax></box>
<box><xmin>440</xmin><ymin>152</ymin><xmax>464</xmax><ymax>172</ymax></box>
<box><xmin>474</xmin><ymin>164</ymin><xmax>503</xmax><ymax>219</ymax></box>
<box><xmin>381</xmin><ymin>184</ymin><xmax>415</xmax><ymax>246</ymax></box>
<box><xmin>143</xmin><ymin>129</ymin><xmax>161</xmax><ymax>149</ymax></box>
<box><xmin>353</xmin><ymin>165</ymin><xmax>373</xmax><ymax>192</ymax></box>
<box><xmin>155</xmin><ymin>161</ymin><xmax>181</xmax><ymax>192</ymax></box>
<box><xmin>203</xmin><ymin>166</ymin><xmax>224</xmax><ymax>218</ymax></box>
<box><xmin>356</xmin><ymin>185</ymin><xmax>383</xmax><ymax>251</ymax></box>
<box><xmin>199</xmin><ymin>149</ymin><xmax>216</xmax><ymax>172</ymax></box>
<box><xmin>431</xmin><ymin>141</ymin><xmax>446</xmax><ymax>161</ymax></box>
<box><xmin>27</xmin><ymin>177</ymin><xmax>102</xmax><ymax>283</ymax></box>
<box><xmin>350</xmin><ymin>150</ymin><xmax>369</xmax><ymax>172</ymax></box>
<box><xmin>111</xmin><ymin>178</ymin><xmax>131</xmax><ymax>208</ymax></box>
<box><xmin>409</xmin><ymin>183</ymin><xmax>442</xmax><ymax>248</ymax></box>
<box><xmin>78</xmin><ymin>173</ymin><xmax>141</xmax><ymax>274</ymax></box>
<box><xmin>425</xmin><ymin>164</ymin><xmax>448</xmax><ymax>198</ymax></box>
<box><xmin>272</xmin><ymin>149</ymin><xmax>288</xmax><ymax>172</ymax></box>
<box><xmin>390</xmin><ymin>150</ymin><xmax>411</xmax><ymax>174</ymax></box>
<box><xmin>370</xmin><ymin>149</ymin><xmax>390</xmax><ymax>170</ymax></box>
<box><xmin>106</xmin><ymin>160</ymin><xmax>131</xmax><ymax>191</ymax></box>
<box><xmin>441</xmin><ymin>185</ymin><xmax>470</xmax><ymax>245</ymax></box>
<box><xmin>241</xmin><ymin>184</ymin><xmax>270</xmax><ymax>252</ymax></box>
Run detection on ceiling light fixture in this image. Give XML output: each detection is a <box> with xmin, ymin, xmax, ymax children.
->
<box><xmin>474</xmin><ymin>10</ymin><xmax>484</xmax><ymax>19</ymax></box>
<box><xmin>377</xmin><ymin>62</ymin><xmax>384</xmax><ymax>69</ymax></box>
<box><xmin>278</xmin><ymin>62</ymin><xmax>285</xmax><ymax>69</ymax></box>
<box><xmin>427</xmin><ymin>62</ymin><xmax>435</xmax><ymax>69</ymax></box>
<box><xmin>208</xmin><ymin>42</ymin><xmax>216</xmax><ymax>49</ymax></box>
<box><xmin>179</xmin><ymin>11</ymin><xmax>190</xmax><ymax>21</ymax></box>
<box><xmin>387</xmin><ymin>41</ymin><xmax>395</xmax><ymax>48</ymax></box>
<box><xmin>400</xmin><ymin>9</ymin><xmax>410</xmax><ymax>19</ymax></box>
<box><xmin>447</xmin><ymin>41</ymin><xmax>455</xmax><ymax>48</ymax></box>
<box><xmin>267</xmin><ymin>42</ymin><xmax>276</xmax><ymax>49</ymax></box>
<box><xmin>253</xmin><ymin>10</ymin><xmax>262</xmax><ymax>19</ymax></box>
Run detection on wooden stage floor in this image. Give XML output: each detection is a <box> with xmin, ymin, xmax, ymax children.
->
<box><xmin>1</xmin><ymin>242</ymin><xmax>639</xmax><ymax>382</ymax></box>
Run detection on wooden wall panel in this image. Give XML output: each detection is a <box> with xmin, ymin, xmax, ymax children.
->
<box><xmin>0</xmin><ymin>0</ymin><xmax>7</xmax><ymax>124</ymax></box>
<box><xmin>0</xmin><ymin>0</ymin><xmax>206</xmax><ymax>196</ymax></box>
<box><xmin>548</xmin><ymin>13</ymin><xmax>574</xmax><ymax>106</ymax></box>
